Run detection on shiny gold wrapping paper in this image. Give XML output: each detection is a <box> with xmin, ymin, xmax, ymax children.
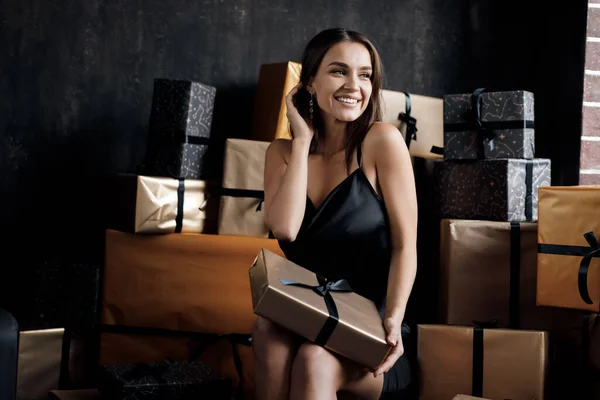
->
<box><xmin>417</xmin><ymin>324</ymin><xmax>548</xmax><ymax>400</ymax></box>
<box><xmin>381</xmin><ymin>90</ymin><xmax>444</xmax><ymax>159</ymax></box>
<box><xmin>249</xmin><ymin>248</ymin><xmax>391</xmax><ymax>370</ymax></box>
<box><xmin>109</xmin><ymin>174</ymin><xmax>220</xmax><ymax>234</ymax></box>
<box><xmin>440</xmin><ymin>219</ymin><xmax>553</xmax><ymax>329</ymax></box>
<box><xmin>17</xmin><ymin>328</ymin><xmax>64</xmax><ymax>400</ymax></box>
<box><xmin>251</xmin><ymin>61</ymin><xmax>301</xmax><ymax>141</ymax></box>
<box><xmin>218</xmin><ymin>139</ymin><xmax>271</xmax><ymax>238</ymax></box>
<box><xmin>100</xmin><ymin>230</ymin><xmax>284</xmax><ymax>399</ymax></box>
<box><xmin>536</xmin><ymin>186</ymin><xmax>600</xmax><ymax>311</ymax></box>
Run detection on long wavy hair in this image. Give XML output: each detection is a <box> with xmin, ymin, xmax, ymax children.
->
<box><xmin>290</xmin><ymin>28</ymin><xmax>384</xmax><ymax>173</ymax></box>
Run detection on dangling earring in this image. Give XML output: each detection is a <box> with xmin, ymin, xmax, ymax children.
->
<box><xmin>309</xmin><ymin>94</ymin><xmax>314</xmax><ymax>121</ymax></box>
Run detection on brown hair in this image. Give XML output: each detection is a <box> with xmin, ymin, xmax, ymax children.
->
<box><xmin>291</xmin><ymin>28</ymin><xmax>384</xmax><ymax>172</ymax></box>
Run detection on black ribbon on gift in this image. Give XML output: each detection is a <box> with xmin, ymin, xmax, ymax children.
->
<box><xmin>99</xmin><ymin>324</ymin><xmax>250</xmax><ymax>400</ymax></box>
<box><xmin>471</xmin><ymin>319</ymin><xmax>498</xmax><ymax>397</ymax></box>
<box><xmin>509</xmin><ymin>222</ymin><xmax>522</xmax><ymax>329</ymax></box>
<box><xmin>220</xmin><ymin>188</ymin><xmax>265</xmax><ymax>212</ymax></box>
<box><xmin>398</xmin><ymin>92</ymin><xmax>418</xmax><ymax>149</ymax></box>
<box><xmin>537</xmin><ymin>231</ymin><xmax>600</xmax><ymax>305</ymax></box>
<box><xmin>280</xmin><ymin>276</ymin><xmax>353</xmax><ymax>346</ymax></box>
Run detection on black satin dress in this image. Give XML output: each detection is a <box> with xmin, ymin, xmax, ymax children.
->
<box><xmin>278</xmin><ymin>145</ymin><xmax>413</xmax><ymax>398</ymax></box>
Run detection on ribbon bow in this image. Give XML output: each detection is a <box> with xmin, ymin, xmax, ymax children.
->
<box><xmin>579</xmin><ymin>232</ymin><xmax>600</xmax><ymax>305</ymax></box>
<box><xmin>398</xmin><ymin>112</ymin><xmax>418</xmax><ymax>144</ymax></box>
<box><xmin>469</xmin><ymin>88</ymin><xmax>496</xmax><ymax>158</ymax></box>
<box><xmin>280</xmin><ymin>276</ymin><xmax>353</xmax><ymax>346</ymax></box>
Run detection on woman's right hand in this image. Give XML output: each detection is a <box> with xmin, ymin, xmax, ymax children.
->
<box><xmin>285</xmin><ymin>83</ymin><xmax>314</xmax><ymax>142</ymax></box>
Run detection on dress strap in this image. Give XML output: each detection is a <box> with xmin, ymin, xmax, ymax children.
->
<box><xmin>357</xmin><ymin>143</ymin><xmax>363</xmax><ymax>167</ymax></box>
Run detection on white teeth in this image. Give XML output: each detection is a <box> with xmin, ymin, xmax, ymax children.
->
<box><xmin>336</xmin><ymin>97</ymin><xmax>359</xmax><ymax>104</ymax></box>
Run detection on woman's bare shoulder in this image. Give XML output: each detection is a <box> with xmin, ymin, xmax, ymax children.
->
<box><xmin>266</xmin><ymin>138</ymin><xmax>293</xmax><ymax>164</ymax></box>
<box><xmin>363</xmin><ymin>122</ymin><xmax>406</xmax><ymax>152</ymax></box>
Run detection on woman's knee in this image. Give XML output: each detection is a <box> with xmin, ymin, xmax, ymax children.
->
<box><xmin>252</xmin><ymin>316</ymin><xmax>294</xmax><ymax>356</ymax></box>
<box><xmin>292</xmin><ymin>342</ymin><xmax>341</xmax><ymax>383</ymax></box>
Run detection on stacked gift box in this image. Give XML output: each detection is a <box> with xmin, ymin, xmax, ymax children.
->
<box><xmin>94</xmin><ymin>61</ymin><xmax>302</xmax><ymax>400</ymax></box>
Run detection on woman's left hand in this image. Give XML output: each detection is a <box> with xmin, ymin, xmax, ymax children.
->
<box><xmin>373</xmin><ymin>316</ymin><xmax>404</xmax><ymax>377</ymax></box>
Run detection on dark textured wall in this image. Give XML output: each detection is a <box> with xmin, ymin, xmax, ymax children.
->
<box><xmin>0</xmin><ymin>0</ymin><xmax>589</xmax><ymax>327</ymax></box>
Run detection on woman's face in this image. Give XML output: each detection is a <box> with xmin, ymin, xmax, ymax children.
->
<box><xmin>308</xmin><ymin>41</ymin><xmax>373</xmax><ymax>123</ymax></box>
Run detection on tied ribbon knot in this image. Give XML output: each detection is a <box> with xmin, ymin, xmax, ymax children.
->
<box><xmin>398</xmin><ymin>112</ymin><xmax>418</xmax><ymax>143</ymax></box>
<box><xmin>280</xmin><ymin>276</ymin><xmax>353</xmax><ymax>347</ymax></box>
<box><xmin>470</xmin><ymin>88</ymin><xmax>496</xmax><ymax>157</ymax></box>
<box><xmin>579</xmin><ymin>232</ymin><xmax>600</xmax><ymax>305</ymax></box>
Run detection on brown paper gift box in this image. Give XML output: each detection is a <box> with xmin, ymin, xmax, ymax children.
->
<box><xmin>417</xmin><ymin>324</ymin><xmax>548</xmax><ymax>400</ymax></box>
<box><xmin>249</xmin><ymin>248</ymin><xmax>391</xmax><ymax>370</ymax></box>
<box><xmin>218</xmin><ymin>139</ymin><xmax>271</xmax><ymax>238</ymax></box>
<box><xmin>381</xmin><ymin>90</ymin><xmax>444</xmax><ymax>160</ymax></box>
<box><xmin>536</xmin><ymin>186</ymin><xmax>600</xmax><ymax>311</ymax></box>
<box><xmin>440</xmin><ymin>219</ymin><xmax>553</xmax><ymax>330</ymax></box>
<box><xmin>108</xmin><ymin>174</ymin><xmax>220</xmax><ymax>234</ymax></box>
<box><xmin>251</xmin><ymin>61</ymin><xmax>301</xmax><ymax>142</ymax></box>
<box><xmin>100</xmin><ymin>229</ymin><xmax>284</xmax><ymax>398</ymax></box>
<box><xmin>17</xmin><ymin>328</ymin><xmax>64</xmax><ymax>400</ymax></box>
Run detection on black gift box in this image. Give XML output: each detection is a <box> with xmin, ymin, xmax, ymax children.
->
<box><xmin>433</xmin><ymin>158</ymin><xmax>551</xmax><ymax>222</ymax></box>
<box><xmin>443</xmin><ymin>89</ymin><xmax>535</xmax><ymax>160</ymax></box>
<box><xmin>98</xmin><ymin>359</ymin><xmax>232</xmax><ymax>400</ymax></box>
<box><xmin>148</xmin><ymin>79</ymin><xmax>216</xmax><ymax>140</ymax></box>
<box><xmin>141</xmin><ymin>139</ymin><xmax>210</xmax><ymax>179</ymax></box>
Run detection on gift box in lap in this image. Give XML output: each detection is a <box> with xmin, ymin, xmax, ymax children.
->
<box><xmin>218</xmin><ymin>139</ymin><xmax>271</xmax><ymax>237</ymax></box>
<box><xmin>249</xmin><ymin>248</ymin><xmax>391</xmax><ymax>370</ymax></box>
<box><xmin>536</xmin><ymin>186</ymin><xmax>600</xmax><ymax>312</ymax></box>
<box><xmin>100</xmin><ymin>229</ymin><xmax>285</xmax><ymax>398</ymax></box>
<box><xmin>107</xmin><ymin>174</ymin><xmax>220</xmax><ymax>234</ymax></box>
<box><xmin>98</xmin><ymin>359</ymin><xmax>232</xmax><ymax>400</ymax></box>
<box><xmin>380</xmin><ymin>90</ymin><xmax>444</xmax><ymax>159</ymax></box>
<box><xmin>440</xmin><ymin>219</ymin><xmax>553</xmax><ymax>330</ymax></box>
<box><xmin>433</xmin><ymin>158</ymin><xmax>551</xmax><ymax>222</ymax></box>
<box><xmin>250</xmin><ymin>61</ymin><xmax>301</xmax><ymax>142</ymax></box>
<box><xmin>443</xmin><ymin>89</ymin><xmax>535</xmax><ymax>160</ymax></box>
<box><xmin>417</xmin><ymin>324</ymin><xmax>548</xmax><ymax>400</ymax></box>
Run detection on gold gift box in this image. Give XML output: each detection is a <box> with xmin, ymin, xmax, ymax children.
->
<box><xmin>108</xmin><ymin>174</ymin><xmax>220</xmax><ymax>234</ymax></box>
<box><xmin>251</xmin><ymin>61</ymin><xmax>301</xmax><ymax>142</ymax></box>
<box><xmin>537</xmin><ymin>186</ymin><xmax>600</xmax><ymax>311</ymax></box>
<box><xmin>218</xmin><ymin>139</ymin><xmax>271</xmax><ymax>238</ymax></box>
<box><xmin>417</xmin><ymin>324</ymin><xmax>548</xmax><ymax>400</ymax></box>
<box><xmin>440</xmin><ymin>219</ymin><xmax>553</xmax><ymax>329</ymax></box>
<box><xmin>18</xmin><ymin>328</ymin><xmax>64</xmax><ymax>400</ymax></box>
<box><xmin>249</xmin><ymin>248</ymin><xmax>391</xmax><ymax>370</ymax></box>
<box><xmin>381</xmin><ymin>90</ymin><xmax>443</xmax><ymax>159</ymax></box>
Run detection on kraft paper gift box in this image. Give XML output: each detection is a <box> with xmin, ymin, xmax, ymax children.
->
<box><xmin>17</xmin><ymin>328</ymin><xmax>65</xmax><ymax>400</ymax></box>
<box><xmin>440</xmin><ymin>219</ymin><xmax>553</xmax><ymax>330</ymax></box>
<box><xmin>417</xmin><ymin>324</ymin><xmax>548</xmax><ymax>400</ymax></box>
<box><xmin>98</xmin><ymin>360</ymin><xmax>232</xmax><ymax>400</ymax></box>
<box><xmin>100</xmin><ymin>229</ymin><xmax>285</xmax><ymax>399</ymax></box>
<box><xmin>443</xmin><ymin>89</ymin><xmax>535</xmax><ymax>160</ymax></box>
<box><xmin>218</xmin><ymin>139</ymin><xmax>271</xmax><ymax>237</ymax></box>
<box><xmin>433</xmin><ymin>158</ymin><xmax>551</xmax><ymax>222</ymax></box>
<box><xmin>536</xmin><ymin>186</ymin><xmax>600</xmax><ymax>312</ymax></box>
<box><xmin>381</xmin><ymin>90</ymin><xmax>444</xmax><ymax>159</ymax></box>
<box><xmin>107</xmin><ymin>174</ymin><xmax>220</xmax><ymax>234</ymax></box>
<box><xmin>251</xmin><ymin>61</ymin><xmax>301</xmax><ymax>142</ymax></box>
<box><xmin>249</xmin><ymin>248</ymin><xmax>391</xmax><ymax>370</ymax></box>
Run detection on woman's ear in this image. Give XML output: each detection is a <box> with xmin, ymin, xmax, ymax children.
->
<box><xmin>306</xmin><ymin>78</ymin><xmax>315</xmax><ymax>95</ymax></box>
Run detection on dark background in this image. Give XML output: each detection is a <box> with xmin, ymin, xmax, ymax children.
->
<box><xmin>0</xmin><ymin>0</ymin><xmax>589</xmax><ymax>324</ymax></box>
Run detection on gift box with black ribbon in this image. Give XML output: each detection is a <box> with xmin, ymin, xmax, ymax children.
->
<box><xmin>98</xmin><ymin>359</ymin><xmax>232</xmax><ymax>400</ymax></box>
<box><xmin>107</xmin><ymin>174</ymin><xmax>220</xmax><ymax>234</ymax></box>
<box><xmin>443</xmin><ymin>89</ymin><xmax>535</xmax><ymax>160</ymax></box>
<box><xmin>536</xmin><ymin>186</ymin><xmax>600</xmax><ymax>312</ymax></box>
<box><xmin>380</xmin><ymin>90</ymin><xmax>444</xmax><ymax>159</ymax></box>
<box><xmin>439</xmin><ymin>219</ymin><xmax>553</xmax><ymax>330</ymax></box>
<box><xmin>141</xmin><ymin>78</ymin><xmax>217</xmax><ymax>180</ymax></box>
<box><xmin>218</xmin><ymin>138</ymin><xmax>271</xmax><ymax>238</ymax></box>
<box><xmin>433</xmin><ymin>158</ymin><xmax>551</xmax><ymax>222</ymax></box>
<box><xmin>417</xmin><ymin>324</ymin><xmax>548</xmax><ymax>400</ymax></box>
<box><xmin>249</xmin><ymin>248</ymin><xmax>393</xmax><ymax>370</ymax></box>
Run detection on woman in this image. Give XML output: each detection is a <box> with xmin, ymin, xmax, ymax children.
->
<box><xmin>253</xmin><ymin>28</ymin><xmax>418</xmax><ymax>400</ymax></box>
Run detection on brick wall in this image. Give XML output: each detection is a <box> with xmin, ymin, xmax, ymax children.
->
<box><xmin>581</xmin><ymin>3</ymin><xmax>600</xmax><ymax>184</ymax></box>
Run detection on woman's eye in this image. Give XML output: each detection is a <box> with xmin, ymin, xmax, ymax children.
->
<box><xmin>360</xmin><ymin>73</ymin><xmax>371</xmax><ymax>78</ymax></box>
<box><xmin>331</xmin><ymin>69</ymin><xmax>345</xmax><ymax>75</ymax></box>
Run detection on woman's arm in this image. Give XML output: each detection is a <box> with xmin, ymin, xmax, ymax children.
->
<box><xmin>367</xmin><ymin>122</ymin><xmax>418</xmax><ymax>375</ymax></box>
<box><xmin>263</xmin><ymin>137</ymin><xmax>311</xmax><ymax>242</ymax></box>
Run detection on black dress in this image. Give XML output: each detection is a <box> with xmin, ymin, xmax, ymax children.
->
<box><xmin>278</xmin><ymin>144</ymin><xmax>413</xmax><ymax>399</ymax></box>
